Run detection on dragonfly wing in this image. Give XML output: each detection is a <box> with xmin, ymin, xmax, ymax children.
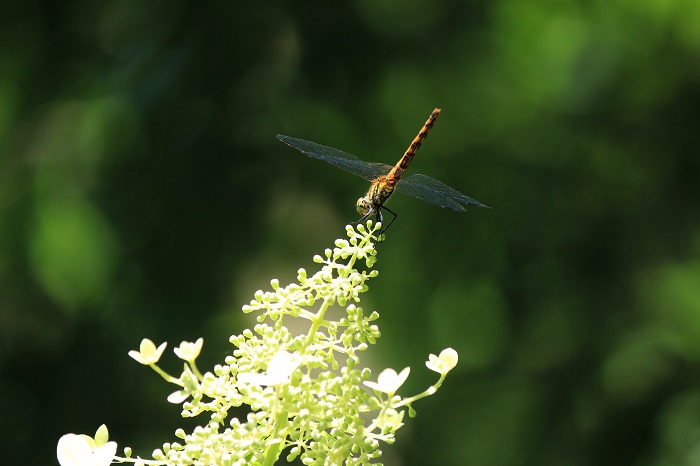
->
<box><xmin>277</xmin><ymin>135</ymin><xmax>390</xmax><ymax>181</ymax></box>
<box><xmin>395</xmin><ymin>173</ymin><xmax>490</xmax><ymax>210</ymax></box>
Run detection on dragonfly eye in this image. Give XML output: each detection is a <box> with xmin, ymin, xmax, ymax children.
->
<box><xmin>356</xmin><ymin>197</ymin><xmax>372</xmax><ymax>216</ymax></box>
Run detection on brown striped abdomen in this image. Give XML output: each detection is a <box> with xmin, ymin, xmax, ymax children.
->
<box><xmin>387</xmin><ymin>108</ymin><xmax>441</xmax><ymax>183</ymax></box>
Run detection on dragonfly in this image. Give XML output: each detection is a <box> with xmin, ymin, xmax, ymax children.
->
<box><xmin>277</xmin><ymin>108</ymin><xmax>489</xmax><ymax>232</ymax></box>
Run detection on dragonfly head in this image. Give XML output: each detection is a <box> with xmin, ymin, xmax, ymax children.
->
<box><xmin>356</xmin><ymin>196</ymin><xmax>373</xmax><ymax>217</ymax></box>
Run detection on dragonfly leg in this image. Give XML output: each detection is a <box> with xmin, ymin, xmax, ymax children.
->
<box><xmin>353</xmin><ymin>209</ymin><xmax>376</xmax><ymax>233</ymax></box>
<box><xmin>353</xmin><ymin>206</ymin><xmax>390</xmax><ymax>235</ymax></box>
<box><xmin>378</xmin><ymin>206</ymin><xmax>397</xmax><ymax>234</ymax></box>
<box><xmin>355</xmin><ymin>210</ymin><xmax>373</xmax><ymax>224</ymax></box>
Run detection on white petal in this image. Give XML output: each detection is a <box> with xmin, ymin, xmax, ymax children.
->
<box><xmin>57</xmin><ymin>434</ymin><xmax>91</xmax><ymax>466</ymax></box>
<box><xmin>91</xmin><ymin>442</ymin><xmax>117</xmax><ymax>466</ymax></box>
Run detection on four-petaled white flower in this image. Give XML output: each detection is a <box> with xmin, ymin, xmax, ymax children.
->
<box><xmin>238</xmin><ymin>350</ymin><xmax>302</xmax><ymax>386</ymax></box>
<box><xmin>425</xmin><ymin>347</ymin><xmax>459</xmax><ymax>374</ymax></box>
<box><xmin>128</xmin><ymin>338</ymin><xmax>167</xmax><ymax>365</ymax></box>
<box><xmin>174</xmin><ymin>338</ymin><xmax>204</xmax><ymax>362</ymax></box>
<box><xmin>57</xmin><ymin>425</ymin><xmax>117</xmax><ymax>466</ymax></box>
<box><xmin>364</xmin><ymin>367</ymin><xmax>410</xmax><ymax>395</ymax></box>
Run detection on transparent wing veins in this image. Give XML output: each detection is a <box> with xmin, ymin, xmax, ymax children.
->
<box><xmin>396</xmin><ymin>174</ymin><xmax>490</xmax><ymax>211</ymax></box>
<box><xmin>277</xmin><ymin>134</ymin><xmax>390</xmax><ymax>181</ymax></box>
<box><xmin>278</xmin><ymin>134</ymin><xmax>490</xmax><ymax>211</ymax></box>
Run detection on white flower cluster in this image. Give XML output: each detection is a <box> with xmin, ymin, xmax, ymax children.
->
<box><xmin>58</xmin><ymin>222</ymin><xmax>459</xmax><ymax>466</ymax></box>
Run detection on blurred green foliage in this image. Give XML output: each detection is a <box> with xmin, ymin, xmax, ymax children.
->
<box><xmin>1</xmin><ymin>0</ymin><xmax>699</xmax><ymax>464</ymax></box>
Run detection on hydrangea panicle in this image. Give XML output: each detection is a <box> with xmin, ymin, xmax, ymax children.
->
<box><xmin>57</xmin><ymin>222</ymin><xmax>460</xmax><ymax>466</ymax></box>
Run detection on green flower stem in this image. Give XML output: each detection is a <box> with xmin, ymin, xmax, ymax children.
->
<box><xmin>149</xmin><ymin>364</ymin><xmax>183</xmax><ymax>386</ymax></box>
<box><xmin>304</xmin><ymin>294</ymin><xmax>332</xmax><ymax>349</ymax></box>
<box><xmin>364</xmin><ymin>402</ymin><xmax>391</xmax><ymax>435</ymax></box>
<box><xmin>262</xmin><ymin>406</ymin><xmax>290</xmax><ymax>466</ymax></box>
<box><xmin>188</xmin><ymin>361</ymin><xmax>204</xmax><ymax>381</ymax></box>
<box><xmin>396</xmin><ymin>373</ymin><xmax>447</xmax><ymax>407</ymax></box>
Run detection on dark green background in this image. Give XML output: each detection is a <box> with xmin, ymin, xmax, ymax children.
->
<box><xmin>3</xmin><ymin>0</ymin><xmax>700</xmax><ymax>464</ymax></box>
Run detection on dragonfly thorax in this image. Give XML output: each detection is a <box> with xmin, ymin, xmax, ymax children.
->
<box><xmin>357</xmin><ymin>177</ymin><xmax>395</xmax><ymax>217</ymax></box>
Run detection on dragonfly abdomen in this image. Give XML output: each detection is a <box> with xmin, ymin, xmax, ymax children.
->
<box><xmin>388</xmin><ymin>108</ymin><xmax>441</xmax><ymax>181</ymax></box>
